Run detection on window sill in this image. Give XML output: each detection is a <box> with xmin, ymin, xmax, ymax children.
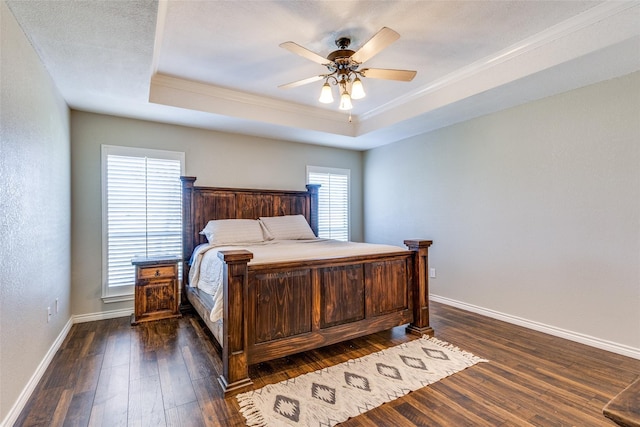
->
<box><xmin>102</xmin><ymin>294</ymin><xmax>134</xmax><ymax>304</ymax></box>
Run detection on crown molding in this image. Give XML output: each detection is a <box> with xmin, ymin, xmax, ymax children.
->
<box><xmin>360</xmin><ymin>1</ymin><xmax>640</xmax><ymax>122</ymax></box>
<box><xmin>150</xmin><ymin>0</ymin><xmax>168</xmax><ymax>75</ymax></box>
<box><xmin>150</xmin><ymin>73</ymin><xmax>357</xmax><ymax>136</ymax></box>
<box><xmin>150</xmin><ymin>73</ymin><xmax>348</xmax><ymax>121</ymax></box>
<box><xmin>147</xmin><ymin>1</ymin><xmax>638</xmax><ymax>145</ymax></box>
<box><xmin>148</xmin><ymin>3</ymin><xmax>359</xmax><ymax>136</ymax></box>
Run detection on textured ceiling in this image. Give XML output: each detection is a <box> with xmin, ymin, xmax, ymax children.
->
<box><xmin>7</xmin><ymin>0</ymin><xmax>640</xmax><ymax>150</ymax></box>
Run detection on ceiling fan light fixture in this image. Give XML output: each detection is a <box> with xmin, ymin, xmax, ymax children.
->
<box><xmin>351</xmin><ymin>77</ymin><xmax>366</xmax><ymax>100</ymax></box>
<box><xmin>339</xmin><ymin>89</ymin><xmax>353</xmax><ymax>111</ymax></box>
<box><xmin>319</xmin><ymin>82</ymin><xmax>334</xmax><ymax>104</ymax></box>
<box><xmin>280</xmin><ymin>27</ymin><xmax>415</xmax><ymax>113</ymax></box>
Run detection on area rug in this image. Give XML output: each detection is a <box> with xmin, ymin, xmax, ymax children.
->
<box><xmin>237</xmin><ymin>336</ymin><xmax>488</xmax><ymax>426</ymax></box>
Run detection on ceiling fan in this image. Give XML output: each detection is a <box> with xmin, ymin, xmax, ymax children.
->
<box><xmin>279</xmin><ymin>27</ymin><xmax>416</xmax><ymax>111</ymax></box>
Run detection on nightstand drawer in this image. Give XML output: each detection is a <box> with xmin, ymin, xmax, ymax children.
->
<box><xmin>138</xmin><ymin>265</ymin><xmax>175</xmax><ymax>280</ymax></box>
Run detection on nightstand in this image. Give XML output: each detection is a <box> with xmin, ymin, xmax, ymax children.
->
<box><xmin>131</xmin><ymin>255</ymin><xmax>182</xmax><ymax>325</ymax></box>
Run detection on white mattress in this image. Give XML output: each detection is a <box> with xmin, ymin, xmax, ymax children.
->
<box><xmin>188</xmin><ymin>239</ymin><xmax>408</xmax><ymax>323</ymax></box>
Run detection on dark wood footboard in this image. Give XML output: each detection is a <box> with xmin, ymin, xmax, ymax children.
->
<box><xmin>180</xmin><ymin>177</ymin><xmax>433</xmax><ymax>396</ymax></box>
<box><xmin>217</xmin><ymin>240</ymin><xmax>432</xmax><ymax>396</ymax></box>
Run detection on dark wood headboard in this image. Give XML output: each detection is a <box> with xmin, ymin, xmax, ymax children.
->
<box><xmin>180</xmin><ymin>176</ymin><xmax>320</xmax><ymax>262</ymax></box>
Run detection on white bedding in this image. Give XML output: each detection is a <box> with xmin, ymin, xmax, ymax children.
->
<box><xmin>188</xmin><ymin>239</ymin><xmax>408</xmax><ymax>323</ymax></box>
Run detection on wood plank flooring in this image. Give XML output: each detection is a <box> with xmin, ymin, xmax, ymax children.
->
<box><xmin>14</xmin><ymin>301</ymin><xmax>640</xmax><ymax>426</ymax></box>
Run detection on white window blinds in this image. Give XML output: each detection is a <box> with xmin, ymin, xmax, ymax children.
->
<box><xmin>101</xmin><ymin>145</ymin><xmax>184</xmax><ymax>301</ymax></box>
<box><xmin>307</xmin><ymin>166</ymin><xmax>350</xmax><ymax>241</ymax></box>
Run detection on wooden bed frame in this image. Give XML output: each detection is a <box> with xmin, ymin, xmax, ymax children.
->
<box><xmin>181</xmin><ymin>176</ymin><xmax>433</xmax><ymax>396</ymax></box>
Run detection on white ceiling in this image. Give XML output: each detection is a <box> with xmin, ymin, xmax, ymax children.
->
<box><xmin>7</xmin><ymin>0</ymin><xmax>640</xmax><ymax>150</ymax></box>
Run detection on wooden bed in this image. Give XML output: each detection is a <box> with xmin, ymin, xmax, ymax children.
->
<box><xmin>180</xmin><ymin>176</ymin><xmax>433</xmax><ymax>396</ymax></box>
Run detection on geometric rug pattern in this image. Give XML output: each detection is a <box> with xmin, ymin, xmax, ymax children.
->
<box><xmin>237</xmin><ymin>336</ymin><xmax>488</xmax><ymax>426</ymax></box>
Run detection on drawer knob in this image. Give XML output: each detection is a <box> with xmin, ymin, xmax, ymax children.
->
<box><xmin>155</xmin><ymin>269</ymin><xmax>160</xmax><ymax>277</ymax></box>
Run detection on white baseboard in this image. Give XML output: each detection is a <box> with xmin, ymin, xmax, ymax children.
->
<box><xmin>1</xmin><ymin>317</ymin><xmax>74</xmax><ymax>427</ymax></box>
<box><xmin>1</xmin><ymin>308</ymin><xmax>132</xmax><ymax>427</ymax></box>
<box><xmin>3</xmin><ymin>298</ymin><xmax>636</xmax><ymax>427</ymax></box>
<box><xmin>431</xmin><ymin>294</ymin><xmax>640</xmax><ymax>360</ymax></box>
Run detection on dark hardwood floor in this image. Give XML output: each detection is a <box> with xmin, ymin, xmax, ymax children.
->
<box><xmin>14</xmin><ymin>301</ymin><xmax>639</xmax><ymax>426</ymax></box>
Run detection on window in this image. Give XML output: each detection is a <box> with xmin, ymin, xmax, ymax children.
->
<box><xmin>307</xmin><ymin>166</ymin><xmax>350</xmax><ymax>241</ymax></box>
<box><xmin>101</xmin><ymin>145</ymin><xmax>185</xmax><ymax>302</ymax></box>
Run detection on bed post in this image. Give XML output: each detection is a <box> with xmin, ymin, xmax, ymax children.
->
<box><xmin>306</xmin><ymin>184</ymin><xmax>320</xmax><ymax>237</ymax></box>
<box><xmin>404</xmin><ymin>239</ymin><xmax>434</xmax><ymax>336</ymax></box>
<box><xmin>180</xmin><ymin>176</ymin><xmax>197</xmax><ymax>308</ymax></box>
<box><xmin>217</xmin><ymin>250</ymin><xmax>254</xmax><ymax>396</ymax></box>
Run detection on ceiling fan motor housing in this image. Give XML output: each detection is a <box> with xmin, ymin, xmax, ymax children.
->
<box><xmin>327</xmin><ymin>37</ymin><xmax>359</xmax><ymax>74</ymax></box>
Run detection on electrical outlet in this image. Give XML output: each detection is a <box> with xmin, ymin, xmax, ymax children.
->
<box><xmin>47</xmin><ymin>306</ymin><xmax>51</xmax><ymax>323</ymax></box>
<box><xmin>429</xmin><ymin>268</ymin><xmax>436</xmax><ymax>278</ymax></box>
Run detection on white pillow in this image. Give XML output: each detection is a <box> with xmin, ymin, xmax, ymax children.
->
<box><xmin>259</xmin><ymin>215</ymin><xmax>316</xmax><ymax>240</ymax></box>
<box><xmin>200</xmin><ymin>219</ymin><xmax>265</xmax><ymax>244</ymax></box>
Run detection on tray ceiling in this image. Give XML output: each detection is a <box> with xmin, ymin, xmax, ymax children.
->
<box><xmin>7</xmin><ymin>0</ymin><xmax>640</xmax><ymax>150</ymax></box>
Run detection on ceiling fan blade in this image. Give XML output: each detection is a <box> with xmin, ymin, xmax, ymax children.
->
<box><xmin>278</xmin><ymin>75</ymin><xmax>325</xmax><ymax>89</ymax></box>
<box><xmin>351</xmin><ymin>27</ymin><xmax>400</xmax><ymax>64</ymax></box>
<box><xmin>279</xmin><ymin>41</ymin><xmax>330</xmax><ymax>65</ymax></box>
<box><xmin>360</xmin><ymin>68</ymin><xmax>417</xmax><ymax>82</ymax></box>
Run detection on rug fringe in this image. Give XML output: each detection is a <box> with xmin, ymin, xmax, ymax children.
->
<box><xmin>237</xmin><ymin>394</ymin><xmax>267</xmax><ymax>427</ymax></box>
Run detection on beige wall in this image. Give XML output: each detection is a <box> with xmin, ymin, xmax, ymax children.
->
<box><xmin>70</xmin><ymin>111</ymin><xmax>363</xmax><ymax>315</ymax></box>
<box><xmin>0</xmin><ymin>2</ymin><xmax>71</xmax><ymax>423</ymax></box>
<box><xmin>364</xmin><ymin>72</ymin><xmax>640</xmax><ymax>351</ymax></box>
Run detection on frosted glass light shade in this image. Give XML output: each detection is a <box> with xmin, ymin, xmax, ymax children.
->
<box><xmin>339</xmin><ymin>90</ymin><xmax>353</xmax><ymax>110</ymax></box>
<box><xmin>319</xmin><ymin>83</ymin><xmax>334</xmax><ymax>103</ymax></box>
<box><xmin>351</xmin><ymin>77</ymin><xmax>366</xmax><ymax>99</ymax></box>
